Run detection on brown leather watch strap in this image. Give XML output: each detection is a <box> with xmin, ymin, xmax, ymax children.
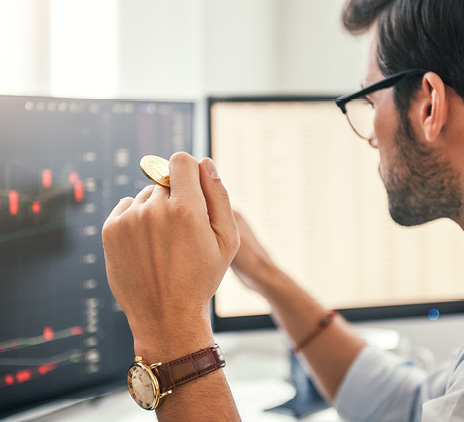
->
<box><xmin>154</xmin><ymin>344</ymin><xmax>225</xmax><ymax>393</ymax></box>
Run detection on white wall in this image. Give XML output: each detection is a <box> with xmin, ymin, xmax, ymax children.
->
<box><xmin>0</xmin><ymin>1</ymin><xmax>368</xmax><ymax>98</ymax></box>
<box><xmin>277</xmin><ymin>0</ymin><xmax>368</xmax><ymax>94</ymax></box>
<box><xmin>48</xmin><ymin>0</ymin><xmax>119</xmax><ymax>98</ymax></box>
<box><xmin>202</xmin><ymin>0</ymin><xmax>369</xmax><ymax>96</ymax></box>
<box><xmin>117</xmin><ymin>0</ymin><xmax>203</xmax><ymax>99</ymax></box>
<box><xmin>0</xmin><ymin>0</ymin><xmax>50</xmax><ymax>95</ymax></box>
<box><xmin>203</xmin><ymin>0</ymin><xmax>281</xmax><ymax>95</ymax></box>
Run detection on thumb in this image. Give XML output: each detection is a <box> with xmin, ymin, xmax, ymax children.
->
<box><xmin>199</xmin><ymin>158</ymin><xmax>239</xmax><ymax>256</ymax></box>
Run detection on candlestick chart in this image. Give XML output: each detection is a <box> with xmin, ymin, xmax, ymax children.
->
<box><xmin>0</xmin><ymin>326</ymin><xmax>85</xmax><ymax>388</ymax></box>
<box><xmin>0</xmin><ymin>164</ymin><xmax>85</xmax><ymax>244</ymax></box>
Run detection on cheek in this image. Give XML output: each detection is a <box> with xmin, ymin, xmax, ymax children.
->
<box><xmin>374</xmin><ymin>96</ymin><xmax>398</xmax><ymax>150</ymax></box>
<box><xmin>373</xmin><ymin>101</ymin><xmax>399</xmax><ymax>179</ymax></box>
<box><xmin>375</xmin><ymin>99</ymin><xmax>396</xmax><ymax>140</ymax></box>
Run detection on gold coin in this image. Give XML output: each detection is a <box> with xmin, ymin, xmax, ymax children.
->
<box><xmin>140</xmin><ymin>155</ymin><xmax>170</xmax><ymax>187</ymax></box>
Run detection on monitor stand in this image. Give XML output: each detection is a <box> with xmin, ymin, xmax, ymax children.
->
<box><xmin>266</xmin><ymin>352</ymin><xmax>328</xmax><ymax>418</ymax></box>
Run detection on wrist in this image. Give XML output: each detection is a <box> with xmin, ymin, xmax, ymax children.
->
<box><xmin>132</xmin><ymin>318</ymin><xmax>215</xmax><ymax>363</ymax></box>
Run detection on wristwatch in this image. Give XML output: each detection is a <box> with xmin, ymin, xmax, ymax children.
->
<box><xmin>127</xmin><ymin>344</ymin><xmax>225</xmax><ymax>410</ymax></box>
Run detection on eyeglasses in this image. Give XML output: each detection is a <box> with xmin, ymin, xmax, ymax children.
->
<box><xmin>335</xmin><ymin>69</ymin><xmax>429</xmax><ymax>140</ymax></box>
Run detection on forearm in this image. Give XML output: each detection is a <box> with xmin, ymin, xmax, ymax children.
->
<box><xmin>259</xmin><ymin>265</ymin><xmax>366</xmax><ymax>402</ymax></box>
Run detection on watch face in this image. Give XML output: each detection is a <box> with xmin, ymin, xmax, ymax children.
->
<box><xmin>127</xmin><ymin>363</ymin><xmax>159</xmax><ymax>410</ymax></box>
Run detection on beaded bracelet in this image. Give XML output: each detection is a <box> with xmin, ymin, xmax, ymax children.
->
<box><xmin>292</xmin><ymin>310</ymin><xmax>338</xmax><ymax>354</ymax></box>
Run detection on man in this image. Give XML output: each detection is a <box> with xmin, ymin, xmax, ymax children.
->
<box><xmin>102</xmin><ymin>0</ymin><xmax>464</xmax><ymax>420</ymax></box>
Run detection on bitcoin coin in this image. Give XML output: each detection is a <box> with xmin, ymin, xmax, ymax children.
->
<box><xmin>140</xmin><ymin>155</ymin><xmax>170</xmax><ymax>187</ymax></box>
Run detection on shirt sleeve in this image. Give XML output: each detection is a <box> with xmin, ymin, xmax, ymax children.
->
<box><xmin>422</xmin><ymin>344</ymin><xmax>464</xmax><ymax>421</ymax></box>
<box><xmin>334</xmin><ymin>346</ymin><xmax>448</xmax><ymax>422</ymax></box>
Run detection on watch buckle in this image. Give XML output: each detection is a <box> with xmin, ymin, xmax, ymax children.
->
<box><xmin>160</xmin><ymin>390</ymin><xmax>172</xmax><ymax>399</ymax></box>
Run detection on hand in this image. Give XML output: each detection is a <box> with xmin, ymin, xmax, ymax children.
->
<box><xmin>102</xmin><ymin>153</ymin><xmax>239</xmax><ymax>360</ymax></box>
<box><xmin>231</xmin><ymin>211</ymin><xmax>280</xmax><ymax>296</ymax></box>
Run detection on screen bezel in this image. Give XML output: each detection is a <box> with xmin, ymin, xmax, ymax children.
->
<box><xmin>207</xmin><ymin>95</ymin><xmax>464</xmax><ymax>332</ymax></box>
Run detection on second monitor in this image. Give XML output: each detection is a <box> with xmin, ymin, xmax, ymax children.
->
<box><xmin>208</xmin><ymin>96</ymin><xmax>464</xmax><ymax>331</ymax></box>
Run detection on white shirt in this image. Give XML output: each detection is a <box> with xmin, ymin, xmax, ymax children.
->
<box><xmin>334</xmin><ymin>343</ymin><xmax>464</xmax><ymax>421</ymax></box>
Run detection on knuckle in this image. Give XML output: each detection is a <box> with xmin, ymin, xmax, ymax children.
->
<box><xmin>138</xmin><ymin>201</ymin><xmax>153</xmax><ymax>218</ymax></box>
<box><xmin>231</xmin><ymin>228</ymin><xmax>241</xmax><ymax>252</ymax></box>
<box><xmin>120</xmin><ymin>196</ymin><xmax>134</xmax><ymax>203</ymax></box>
<box><xmin>137</xmin><ymin>185</ymin><xmax>154</xmax><ymax>197</ymax></box>
<box><xmin>223</xmin><ymin>226</ymin><xmax>240</xmax><ymax>256</ymax></box>
<box><xmin>170</xmin><ymin>200</ymin><xmax>197</xmax><ymax>221</ymax></box>
<box><xmin>138</xmin><ymin>203</ymin><xmax>165</xmax><ymax>229</ymax></box>
<box><xmin>101</xmin><ymin>219</ymin><xmax>117</xmax><ymax>246</ymax></box>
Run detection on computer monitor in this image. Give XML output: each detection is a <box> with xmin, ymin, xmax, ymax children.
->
<box><xmin>208</xmin><ymin>96</ymin><xmax>464</xmax><ymax>332</ymax></box>
<box><xmin>0</xmin><ymin>95</ymin><xmax>194</xmax><ymax>418</ymax></box>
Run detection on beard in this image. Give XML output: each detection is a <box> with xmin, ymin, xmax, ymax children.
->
<box><xmin>383</xmin><ymin>113</ymin><xmax>462</xmax><ymax>227</ymax></box>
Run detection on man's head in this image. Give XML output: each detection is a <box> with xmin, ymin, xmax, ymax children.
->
<box><xmin>341</xmin><ymin>0</ymin><xmax>464</xmax><ymax>227</ymax></box>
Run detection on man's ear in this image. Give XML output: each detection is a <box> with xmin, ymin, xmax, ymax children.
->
<box><xmin>417</xmin><ymin>72</ymin><xmax>448</xmax><ymax>143</ymax></box>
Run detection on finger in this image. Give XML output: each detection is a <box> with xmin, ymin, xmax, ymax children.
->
<box><xmin>168</xmin><ymin>152</ymin><xmax>204</xmax><ymax>203</ymax></box>
<box><xmin>131</xmin><ymin>185</ymin><xmax>155</xmax><ymax>205</ymax></box>
<box><xmin>106</xmin><ymin>197</ymin><xmax>134</xmax><ymax>219</ymax></box>
<box><xmin>199</xmin><ymin>158</ymin><xmax>238</xmax><ymax>253</ymax></box>
<box><xmin>148</xmin><ymin>182</ymin><xmax>170</xmax><ymax>201</ymax></box>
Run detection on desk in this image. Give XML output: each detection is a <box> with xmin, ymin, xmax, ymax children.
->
<box><xmin>17</xmin><ymin>381</ymin><xmax>341</xmax><ymax>422</ymax></box>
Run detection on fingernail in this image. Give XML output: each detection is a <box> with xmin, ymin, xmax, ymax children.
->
<box><xmin>206</xmin><ymin>158</ymin><xmax>220</xmax><ymax>179</ymax></box>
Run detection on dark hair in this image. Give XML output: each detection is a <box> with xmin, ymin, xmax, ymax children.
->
<box><xmin>342</xmin><ymin>0</ymin><xmax>464</xmax><ymax>112</ymax></box>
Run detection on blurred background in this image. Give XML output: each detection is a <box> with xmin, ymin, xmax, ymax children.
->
<box><xmin>0</xmin><ymin>0</ymin><xmax>367</xmax><ymax>99</ymax></box>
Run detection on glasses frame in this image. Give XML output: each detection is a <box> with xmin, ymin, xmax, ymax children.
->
<box><xmin>335</xmin><ymin>68</ymin><xmax>429</xmax><ymax>139</ymax></box>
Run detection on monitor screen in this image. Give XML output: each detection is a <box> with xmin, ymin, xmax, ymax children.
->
<box><xmin>0</xmin><ymin>96</ymin><xmax>194</xmax><ymax>417</ymax></box>
<box><xmin>209</xmin><ymin>96</ymin><xmax>464</xmax><ymax>331</ymax></box>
